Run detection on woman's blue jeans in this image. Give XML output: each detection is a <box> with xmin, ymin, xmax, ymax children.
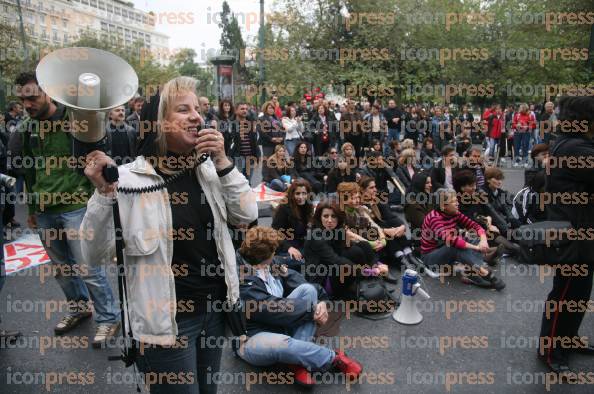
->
<box><xmin>135</xmin><ymin>310</ymin><xmax>226</xmax><ymax>394</ymax></box>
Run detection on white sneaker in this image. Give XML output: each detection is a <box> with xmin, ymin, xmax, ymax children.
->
<box><xmin>92</xmin><ymin>322</ymin><xmax>121</xmax><ymax>348</ymax></box>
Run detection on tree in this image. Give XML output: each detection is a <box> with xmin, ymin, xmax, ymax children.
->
<box><xmin>168</xmin><ymin>48</ymin><xmax>215</xmax><ymax>98</ymax></box>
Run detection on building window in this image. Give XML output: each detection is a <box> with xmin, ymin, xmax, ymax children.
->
<box><xmin>98</xmin><ymin>1</ymin><xmax>105</xmax><ymax>11</ymax></box>
<box><xmin>90</xmin><ymin>0</ymin><xmax>97</xmax><ymax>8</ymax></box>
<box><xmin>114</xmin><ymin>7</ymin><xmax>121</xmax><ymax>16</ymax></box>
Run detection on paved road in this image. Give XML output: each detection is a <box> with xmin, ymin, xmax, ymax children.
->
<box><xmin>1</xmin><ymin>167</ymin><xmax>592</xmax><ymax>393</ymax></box>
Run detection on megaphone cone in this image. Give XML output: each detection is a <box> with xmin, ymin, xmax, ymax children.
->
<box><xmin>36</xmin><ymin>47</ymin><xmax>139</xmax><ymax>143</ymax></box>
<box><xmin>393</xmin><ymin>269</ymin><xmax>430</xmax><ymax>325</ymax></box>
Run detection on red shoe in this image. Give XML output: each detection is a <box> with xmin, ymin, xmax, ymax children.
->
<box><xmin>287</xmin><ymin>365</ymin><xmax>315</xmax><ymax>388</ymax></box>
<box><xmin>332</xmin><ymin>351</ymin><xmax>362</xmax><ymax>380</ymax></box>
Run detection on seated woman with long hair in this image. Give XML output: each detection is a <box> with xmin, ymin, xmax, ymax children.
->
<box><xmin>335</xmin><ymin>182</ymin><xmax>395</xmax><ymax>282</ymax></box>
<box><xmin>419</xmin><ymin>137</ymin><xmax>440</xmax><ymax>169</ymax></box>
<box><xmin>326</xmin><ymin>155</ymin><xmax>357</xmax><ymax>195</ymax></box>
<box><xmin>404</xmin><ymin>172</ymin><xmax>434</xmax><ymax>234</ymax></box>
<box><xmin>263</xmin><ymin>144</ymin><xmax>292</xmax><ymax>192</ymax></box>
<box><xmin>291</xmin><ymin>141</ymin><xmax>323</xmax><ymax>194</ymax></box>
<box><xmin>271</xmin><ymin>179</ymin><xmax>314</xmax><ymax>269</ymax></box>
<box><xmin>304</xmin><ymin>203</ymin><xmax>382</xmax><ymax>299</ymax></box>
<box><xmin>359</xmin><ymin>176</ymin><xmax>412</xmax><ymax>267</ymax></box>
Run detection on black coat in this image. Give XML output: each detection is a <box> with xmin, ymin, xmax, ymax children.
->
<box><xmin>271</xmin><ymin>204</ymin><xmax>309</xmax><ymax>253</ymax></box>
<box><xmin>367</xmin><ymin>203</ymin><xmax>404</xmax><ymax>229</ymax></box>
<box><xmin>483</xmin><ymin>186</ymin><xmax>521</xmax><ymax>229</ymax></box>
<box><xmin>303</xmin><ymin>228</ymin><xmax>354</xmax><ymax>286</ymax></box>
<box><xmin>430</xmin><ymin>166</ymin><xmax>461</xmax><ymax>190</ymax></box>
<box><xmin>326</xmin><ymin>170</ymin><xmax>357</xmax><ymax>194</ymax></box>
<box><xmin>258</xmin><ymin>114</ymin><xmax>284</xmax><ymax>153</ymax></box>
<box><xmin>229</xmin><ymin>116</ymin><xmax>260</xmax><ymax>158</ymax></box>
<box><xmin>395</xmin><ymin>165</ymin><xmax>419</xmax><ymax>191</ymax></box>
<box><xmin>546</xmin><ymin>135</ymin><xmax>594</xmax><ymax>264</ymax></box>
<box><xmin>458</xmin><ymin>191</ymin><xmax>509</xmax><ymax>234</ymax></box>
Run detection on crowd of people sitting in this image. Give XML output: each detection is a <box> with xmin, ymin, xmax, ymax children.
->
<box><xmin>1</xmin><ymin>82</ymin><xmax>574</xmax><ymax>390</ymax></box>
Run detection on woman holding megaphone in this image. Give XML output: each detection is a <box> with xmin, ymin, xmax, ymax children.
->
<box><xmin>80</xmin><ymin>76</ymin><xmax>258</xmax><ymax>394</ymax></box>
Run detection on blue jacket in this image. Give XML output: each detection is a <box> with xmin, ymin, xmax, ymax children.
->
<box><xmin>239</xmin><ymin>263</ymin><xmax>328</xmax><ymax>336</ymax></box>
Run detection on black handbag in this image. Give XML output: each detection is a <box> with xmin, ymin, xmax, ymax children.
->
<box><xmin>355</xmin><ymin>277</ymin><xmax>398</xmax><ymax>320</ymax></box>
<box><xmin>513</xmin><ymin>221</ymin><xmax>574</xmax><ymax>265</ymax></box>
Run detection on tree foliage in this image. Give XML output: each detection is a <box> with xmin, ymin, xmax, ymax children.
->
<box><xmin>253</xmin><ymin>0</ymin><xmax>593</xmax><ymax>106</ymax></box>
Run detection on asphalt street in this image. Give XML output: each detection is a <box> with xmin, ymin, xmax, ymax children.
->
<box><xmin>0</xmin><ymin>166</ymin><xmax>592</xmax><ymax>393</ymax></box>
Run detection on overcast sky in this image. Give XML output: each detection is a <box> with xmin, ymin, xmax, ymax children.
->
<box><xmin>132</xmin><ymin>0</ymin><xmax>272</xmax><ymax>64</ymax></box>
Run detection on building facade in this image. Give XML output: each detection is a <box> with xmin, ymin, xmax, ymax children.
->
<box><xmin>0</xmin><ymin>0</ymin><xmax>169</xmax><ymax>56</ymax></box>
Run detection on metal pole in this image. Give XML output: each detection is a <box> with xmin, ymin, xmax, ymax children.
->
<box><xmin>16</xmin><ymin>0</ymin><xmax>29</xmax><ymax>70</ymax></box>
<box><xmin>588</xmin><ymin>25</ymin><xmax>594</xmax><ymax>71</ymax></box>
<box><xmin>258</xmin><ymin>0</ymin><xmax>266</xmax><ymax>106</ymax></box>
<box><xmin>0</xmin><ymin>66</ymin><xmax>5</xmax><ymax>112</ymax></box>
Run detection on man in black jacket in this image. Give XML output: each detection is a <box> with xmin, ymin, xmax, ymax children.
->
<box><xmin>538</xmin><ymin>96</ymin><xmax>594</xmax><ymax>375</ymax></box>
<box><xmin>237</xmin><ymin>227</ymin><xmax>362</xmax><ymax>387</ymax></box>
<box><xmin>229</xmin><ymin>103</ymin><xmax>260</xmax><ymax>182</ymax></box>
<box><xmin>384</xmin><ymin>99</ymin><xmax>403</xmax><ymax>155</ymax></box>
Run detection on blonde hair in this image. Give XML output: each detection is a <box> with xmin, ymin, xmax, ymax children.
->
<box><xmin>401</xmin><ymin>139</ymin><xmax>415</xmax><ymax>150</ymax></box>
<box><xmin>262</xmin><ymin>101</ymin><xmax>275</xmax><ymax>113</ymax></box>
<box><xmin>155</xmin><ymin>76</ymin><xmax>198</xmax><ymax>173</ymax></box>
<box><xmin>341</xmin><ymin>142</ymin><xmax>355</xmax><ymax>155</ymax></box>
<box><xmin>399</xmin><ymin>148</ymin><xmax>417</xmax><ymax>166</ymax></box>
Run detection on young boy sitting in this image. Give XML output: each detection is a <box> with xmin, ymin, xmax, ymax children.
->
<box><xmin>237</xmin><ymin>227</ymin><xmax>363</xmax><ymax>387</ymax></box>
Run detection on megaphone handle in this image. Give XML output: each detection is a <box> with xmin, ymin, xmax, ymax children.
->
<box><xmin>102</xmin><ymin>164</ymin><xmax>119</xmax><ymax>184</ymax></box>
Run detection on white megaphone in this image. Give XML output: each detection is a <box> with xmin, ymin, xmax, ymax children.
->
<box><xmin>392</xmin><ymin>269</ymin><xmax>430</xmax><ymax>325</ymax></box>
<box><xmin>36</xmin><ymin>47</ymin><xmax>139</xmax><ymax>182</ymax></box>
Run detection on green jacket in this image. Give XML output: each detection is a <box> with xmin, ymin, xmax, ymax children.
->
<box><xmin>19</xmin><ymin>104</ymin><xmax>94</xmax><ymax>215</ymax></box>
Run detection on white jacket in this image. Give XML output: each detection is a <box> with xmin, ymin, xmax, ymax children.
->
<box><xmin>80</xmin><ymin>156</ymin><xmax>258</xmax><ymax>345</ymax></box>
<box><xmin>282</xmin><ymin>117</ymin><xmax>304</xmax><ymax>141</ymax></box>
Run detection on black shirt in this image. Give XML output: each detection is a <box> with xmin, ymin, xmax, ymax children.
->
<box><xmin>157</xmin><ymin>164</ymin><xmax>226</xmax><ymax>311</ymax></box>
<box><xmin>384</xmin><ymin>107</ymin><xmax>403</xmax><ymax>129</ymax></box>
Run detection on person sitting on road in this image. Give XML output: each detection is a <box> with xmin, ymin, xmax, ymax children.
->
<box><xmin>237</xmin><ymin>226</ymin><xmax>363</xmax><ymax>388</ymax></box>
<box><xmin>304</xmin><ymin>202</ymin><xmax>383</xmax><ymax>299</ymax></box>
<box><xmin>335</xmin><ymin>182</ymin><xmax>394</xmax><ymax>282</ymax></box>
<box><xmin>404</xmin><ymin>171</ymin><xmax>434</xmax><ymax>235</ymax></box>
<box><xmin>483</xmin><ymin>167</ymin><xmax>521</xmax><ymax>230</ymax></box>
<box><xmin>453</xmin><ymin>169</ymin><xmax>520</xmax><ymax>258</ymax></box>
<box><xmin>263</xmin><ymin>144</ymin><xmax>292</xmax><ymax>192</ymax></box>
<box><xmin>291</xmin><ymin>142</ymin><xmax>323</xmax><ymax>194</ymax></box>
<box><xmin>326</xmin><ymin>155</ymin><xmax>357</xmax><ymax>195</ymax></box>
<box><xmin>420</xmin><ymin>188</ymin><xmax>506</xmax><ymax>290</ymax></box>
<box><xmin>271</xmin><ymin>179</ymin><xmax>314</xmax><ymax>270</ymax></box>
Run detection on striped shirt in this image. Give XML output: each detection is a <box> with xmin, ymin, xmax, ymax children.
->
<box><xmin>420</xmin><ymin>209</ymin><xmax>486</xmax><ymax>254</ymax></box>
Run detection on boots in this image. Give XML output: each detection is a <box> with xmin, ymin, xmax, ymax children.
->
<box><xmin>495</xmin><ymin>235</ymin><xmax>521</xmax><ymax>256</ymax></box>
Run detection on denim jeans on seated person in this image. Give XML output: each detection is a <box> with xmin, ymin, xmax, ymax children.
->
<box><xmin>238</xmin><ymin>283</ymin><xmax>335</xmax><ymax>371</ymax></box>
<box><xmin>421</xmin><ymin>239</ymin><xmax>485</xmax><ymax>269</ymax></box>
<box><xmin>267</xmin><ymin>179</ymin><xmax>287</xmax><ymax>192</ymax></box>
